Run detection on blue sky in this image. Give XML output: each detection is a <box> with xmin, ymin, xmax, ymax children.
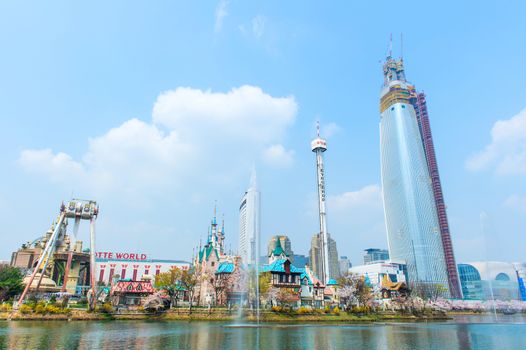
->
<box><xmin>0</xmin><ymin>1</ymin><xmax>524</xmax><ymax>266</ymax></box>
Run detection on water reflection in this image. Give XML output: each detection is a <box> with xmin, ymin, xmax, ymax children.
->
<box><xmin>1</xmin><ymin>316</ymin><xmax>526</xmax><ymax>350</ymax></box>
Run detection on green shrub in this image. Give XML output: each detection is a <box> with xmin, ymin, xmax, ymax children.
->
<box><xmin>332</xmin><ymin>306</ymin><xmax>340</xmax><ymax>315</ymax></box>
<box><xmin>324</xmin><ymin>306</ymin><xmax>331</xmax><ymax>314</ymax></box>
<box><xmin>297</xmin><ymin>306</ymin><xmax>311</xmax><ymax>314</ymax></box>
<box><xmin>0</xmin><ymin>303</ymin><xmax>12</xmax><ymax>312</ymax></box>
<box><xmin>100</xmin><ymin>302</ymin><xmax>113</xmax><ymax>314</ymax></box>
<box><xmin>351</xmin><ymin>306</ymin><xmax>370</xmax><ymax>314</ymax></box>
<box><xmin>45</xmin><ymin>305</ymin><xmax>61</xmax><ymax>314</ymax></box>
<box><xmin>271</xmin><ymin>306</ymin><xmax>283</xmax><ymax>313</ymax></box>
<box><xmin>19</xmin><ymin>304</ymin><xmax>32</xmax><ymax>314</ymax></box>
<box><xmin>35</xmin><ymin>304</ymin><xmax>46</xmax><ymax>314</ymax></box>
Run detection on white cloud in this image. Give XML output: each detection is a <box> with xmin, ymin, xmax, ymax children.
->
<box><xmin>153</xmin><ymin>85</ymin><xmax>296</xmax><ymax>144</ymax></box>
<box><xmin>321</xmin><ymin>122</ymin><xmax>342</xmax><ymax>138</ymax></box>
<box><xmin>329</xmin><ymin>185</ymin><xmax>384</xmax><ymax>214</ymax></box>
<box><xmin>214</xmin><ymin>0</ymin><xmax>229</xmax><ymax>33</ymax></box>
<box><xmin>328</xmin><ymin>185</ymin><xmax>388</xmax><ymax>256</ymax></box>
<box><xmin>239</xmin><ymin>15</ymin><xmax>267</xmax><ymax>40</ymax></box>
<box><xmin>19</xmin><ymin>119</ymin><xmax>192</xmax><ymax>195</ymax></box>
<box><xmin>252</xmin><ymin>15</ymin><xmax>266</xmax><ymax>39</ymax></box>
<box><xmin>262</xmin><ymin>144</ymin><xmax>294</xmax><ymax>168</ymax></box>
<box><xmin>466</xmin><ymin>108</ymin><xmax>526</xmax><ymax>175</ymax></box>
<box><xmin>19</xmin><ymin>148</ymin><xmax>85</xmax><ymax>183</ymax></box>
<box><xmin>19</xmin><ymin>86</ymin><xmax>297</xmax><ymax>197</ymax></box>
<box><xmin>504</xmin><ymin>194</ymin><xmax>526</xmax><ymax>214</ymax></box>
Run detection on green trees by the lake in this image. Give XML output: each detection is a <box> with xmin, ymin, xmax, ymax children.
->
<box><xmin>0</xmin><ymin>265</ymin><xmax>23</xmax><ymax>302</ymax></box>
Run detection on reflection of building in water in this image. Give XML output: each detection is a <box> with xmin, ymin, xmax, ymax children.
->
<box><xmin>458</xmin><ymin>262</ymin><xmax>522</xmax><ymax>300</ymax></box>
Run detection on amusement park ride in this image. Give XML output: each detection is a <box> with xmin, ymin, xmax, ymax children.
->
<box><xmin>15</xmin><ymin>199</ymin><xmax>99</xmax><ymax>310</ymax></box>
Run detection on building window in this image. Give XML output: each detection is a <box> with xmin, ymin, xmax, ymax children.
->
<box><xmin>211</xmin><ymin>262</ymin><xmax>215</xmax><ymax>267</ymax></box>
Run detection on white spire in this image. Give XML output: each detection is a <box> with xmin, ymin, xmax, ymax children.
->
<box><xmin>249</xmin><ymin>164</ymin><xmax>257</xmax><ymax>190</ymax></box>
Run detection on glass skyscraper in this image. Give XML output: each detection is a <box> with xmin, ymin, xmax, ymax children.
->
<box><xmin>238</xmin><ymin>168</ymin><xmax>261</xmax><ymax>265</ymax></box>
<box><xmin>379</xmin><ymin>56</ymin><xmax>450</xmax><ymax>297</ymax></box>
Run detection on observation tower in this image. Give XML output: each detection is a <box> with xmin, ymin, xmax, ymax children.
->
<box><xmin>311</xmin><ymin>123</ymin><xmax>331</xmax><ymax>284</ymax></box>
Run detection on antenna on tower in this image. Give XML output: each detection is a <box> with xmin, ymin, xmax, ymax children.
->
<box><xmin>400</xmin><ymin>33</ymin><xmax>404</xmax><ymax>60</ymax></box>
<box><xmin>389</xmin><ymin>33</ymin><xmax>393</xmax><ymax>57</ymax></box>
<box><xmin>316</xmin><ymin>120</ymin><xmax>320</xmax><ymax>137</ymax></box>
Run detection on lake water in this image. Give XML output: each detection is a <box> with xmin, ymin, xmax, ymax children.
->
<box><xmin>1</xmin><ymin>315</ymin><xmax>525</xmax><ymax>349</ymax></box>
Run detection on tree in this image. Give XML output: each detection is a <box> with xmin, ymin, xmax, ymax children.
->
<box><xmin>409</xmin><ymin>282</ymin><xmax>448</xmax><ymax>312</ymax></box>
<box><xmin>180</xmin><ymin>268</ymin><xmax>199</xmax><ymax>312</ymax></box>
<box><xmin>257</xmin><ymin>272</ymin><xmax>272</xmax><ymax>308</ymax></box>
<box><xmin>0</xmin><ymin>265</ymin><xmax>23</xmax><ymax>302</ymax></box>
<box><xmin>155</xmin><ymin>268</ymin><xmax>184</xmax><ymax>308</ymax></box>
<box><xmin>337</xmin><ymin>273</ymin><xmax>373</xmax><ymax>309</ymax></box>
<box><xmin>276</xmin><ymin>288</ymin><xmax>298</xmax><ymax>311</ymax></box>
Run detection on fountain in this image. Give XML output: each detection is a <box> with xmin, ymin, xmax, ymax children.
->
<box><xmin>480</xmin><ymin>212</ymin><xmax>498</xmax><ymax>322</ymax></box>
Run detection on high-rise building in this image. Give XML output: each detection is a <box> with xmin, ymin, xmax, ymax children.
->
<box><xmin>267</xmin><ymin>235</ymin><xmax>293</xmax><ymax>260</ymax></box>
<box><xmin>363</xmin><ymin>248</ymin><xmax>390</xmax><ymax>265</ymax></box>
<box><xmin>311</xmin><ymin>123</ymin><xmax>338</xmax><ymax>283</ymax></box>
<box><xmin>292</xmin><ymin>254</ymin><xmax>309</xmax><ymax>268</ymax></box>
<box><xmin>379</xmin><ymin>54</ymin><xmax>451</xmax><ymax>297</ymax></box>
<box><xmin>309</xmin><ymin>232</ymin><xmax>339</xmax><ymax>281</ymax></box>
<box><xmin>412</xmin><ymin>91</ymin><xmax>462</xmax><ymax>299</ymax></box>
<box><xmin>238</xmin><ymin>168</ymin><xmax>261</xmax><ymax>266</ymax></box>
<box><xmin>339</xmin><ymin>256</ymin><xmax>351</xmax><ymax>276</ymax></box>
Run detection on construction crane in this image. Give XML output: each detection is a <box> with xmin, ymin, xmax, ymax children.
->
<box><xmin>15</xmin><ymin>199</ymin><xmax>99</xmax><ymax>310</ymax></box>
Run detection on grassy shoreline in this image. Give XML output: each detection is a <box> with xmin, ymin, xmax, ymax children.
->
<box><xmin>0</xmin><ymin>309</ymin><xmax>454</xmax><ymax>322</ymax></box>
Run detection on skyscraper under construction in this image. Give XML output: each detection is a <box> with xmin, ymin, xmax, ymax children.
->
<box><xmin>379</xmin><ymin>53</ymin><xmax>461</xmax><ymax>298</ymax></box>
<box><xmin>412</xmin><ymin>90</ymin><xmax>462</xmax><ymax>299</ymax></box>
